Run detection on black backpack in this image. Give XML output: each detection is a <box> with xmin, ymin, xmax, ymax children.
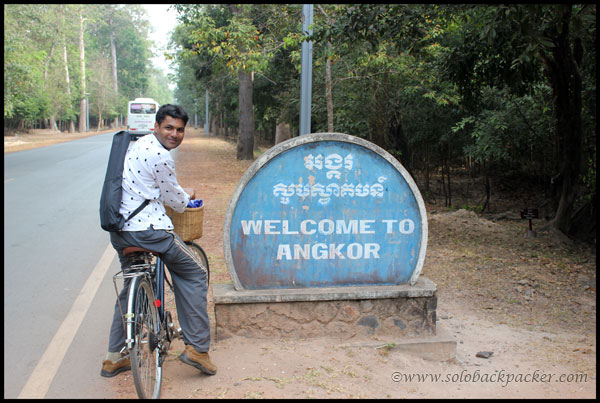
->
<box><xmin>99</xmin><ymin>131</ymin><xmax>149</xmax><ymax>232</ymax></box>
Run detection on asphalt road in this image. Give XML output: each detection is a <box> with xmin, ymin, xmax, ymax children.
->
<box><xmin>4</xmin><ymin>132</ymin><xmax>126</xmax><ymax>398</ymax></box>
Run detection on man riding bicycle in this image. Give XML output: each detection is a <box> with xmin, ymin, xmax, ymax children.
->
<box><xmin>101</xmin><ymin>104</ymin><xmax>216</xmax><ymax>377</ymax></box>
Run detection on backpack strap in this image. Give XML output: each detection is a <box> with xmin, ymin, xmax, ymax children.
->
<box><xmin>125</xmin><ymin>200</ymin><xmax>151</xmax><ymax>223</ymax></box>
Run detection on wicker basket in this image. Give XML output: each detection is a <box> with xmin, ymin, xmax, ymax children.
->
<box><xmin>164</xmin><ymin>204</ymin><xmax>204</xmax><ymax>241</ymax></box>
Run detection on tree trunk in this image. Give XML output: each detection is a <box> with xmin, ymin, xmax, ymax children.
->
<box><xmin>228</xmin><ymin>4</ymin><xmax>255</xmax><ymax>159</ymax></box>
<box><xmin>440</xmin><ymin>165</ymin><xmax>447</xmax><ymax>206</ymax></box>
<box><xmin>317</xmin><ymin>5</ymin><xmax>335</xmax><ymax>133</ymax></box>
<box><xmin>214</xmin><ymin>100</ymin><xmax>221</xmax><ymax>137</ymax></box>
<box><xmin>237</xmin><ymin>69</ymin><xmax>255</xmax><ymax>160</ymax></box>
<box><xmin>275</xmin><ymin>121</ymin><xmax>292</xmax><ymax>145</ymax></box>
<box><xmin>62</xmin><ymin>42</ymin><xmax>75</xmax><ymax>134</ymax></box>
<box><xmin>58</xmin><ymin>7</ymin><xmax>75</xmax><ymax>134</ymax></box>
<box><xmin>43</xmin><ymin>43</ymin><xmax>57</xmax><ymax>132</ymax></box>
<box><xmin>482</xmin><ymin>163</ymin><xmax>491</xmax><ymax>213</ymax></box>
<box><xmin>542</xmin><ymin>5</ymin><xmax>583</xmax><ymax>234</ymax></box>
<box><xmin>446</xmin><ymin>161</ymin><xmax>452</xmax><ymax>208</ymax></box>
<box><xmin>109</xmin><ymin>19</ymin><xmax>119</xmax><ymax>129</ymax></box>
<box><xmin>325</xmin><ymin>41</ymin><xmax>334</xmax><ymax>132</ymax></box>
<box><xmin>79</xmin><ymin>12</ymin><xmax>87</xmax><ymax>133</ymax></box>
<box><xmin>97</xmin><ymin>109</ymin><xmax>103</xmax><ymax>131</ymax></box>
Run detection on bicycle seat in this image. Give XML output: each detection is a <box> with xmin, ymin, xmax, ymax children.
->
<box><xmin>123</xmin><ymin>246</ymin><xmax>160</xmax><ymax>256</ymax></box>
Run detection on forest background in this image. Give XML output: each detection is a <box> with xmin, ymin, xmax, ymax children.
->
<box><xmin>4</xmin><ymin>4</ymin><xmax>596</xmax><ymax>243</ymax></box>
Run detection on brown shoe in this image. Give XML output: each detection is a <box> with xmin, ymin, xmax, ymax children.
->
<box><xmin>178</xmin><ymin>345</ymin><xmax>217</xmax><ymax>375</ymax></box>
<box><xmin>100</xmin><ymin>356</ymin><xmax>131</xmax><ymax>377</ymax></box>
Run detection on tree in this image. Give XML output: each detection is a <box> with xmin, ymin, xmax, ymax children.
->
<box><xmin>87</xmin><ymin>4</ymin><xmax>153</xmax><ymax>120</ymax></box>
<box><xmin>79</xmin><ymin>8</ymin><xmax>87</xmax><ymax>132</ymax></box>
<box><xmin>145</xmin><ymin>67</ymin><xmax>174</xmax><ymax>106</ymax></box>
<box><xmin>4</xmin><ymin>4</ymin><xmax>161</xmax><ymax>132</ymax></box>
<box><xmin>316</xmin><ymin>5</ymin><xmax>336</xmax><ymax>132</ymax></box>
<box><xmin>4</xmin><ymin>5</ymin><xmax>49</xmax><ymax>125</ymax></box>
<box><xmin>88</xmin><ymin>55</ymin><xmax>117</xmax><ymax>130</ymax></box>
<box><xmin>229</xmin><ymin>5</ymin><xmax>258</xmax><ymax>159</ymax></box>
<box><xmin>5</xmin><ymin>4</ymin><xmax>81</xmax><ymax>132</ymax></box>
<box><xmin>444</xmin><ymin>4</ymin><xmax>595</xmax><ymax>234</ymax></box>
<box><xmin>173</xmin><ymin>4</ymin><xmax>292</xmax><ymax>159</ymax></box>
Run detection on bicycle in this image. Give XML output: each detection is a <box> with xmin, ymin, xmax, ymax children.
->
<box><xmin>112</xmin><ymin>240</ymin><xmax>209</xmax><ymax>399</ymax></box>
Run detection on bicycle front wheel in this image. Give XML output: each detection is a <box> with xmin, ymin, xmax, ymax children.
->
<box><xmin>186</xmin><ymin>241</ymin><xmax>210</xmax><ymax>284</ymax></box>
<box><xmin>130</xmin><ymin>277</ymin><xmax>162</xmax><ymax>399</ymax></box>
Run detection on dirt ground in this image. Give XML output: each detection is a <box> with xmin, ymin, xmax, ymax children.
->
<box><xmin>5</xmin><ymin>128</ymin><xmax>596</xmax><ymax>398</ymax></box>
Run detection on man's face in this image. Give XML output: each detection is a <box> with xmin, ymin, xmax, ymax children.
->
<box><xmin>154</xmin><ymin>115</ymin><xmax>186</xmax><ymax>150</ymax></box>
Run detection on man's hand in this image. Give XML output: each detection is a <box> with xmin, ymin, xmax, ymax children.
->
<box><xmin>183</xmin><ymin>188</ymin><xmax>196</xmax><ymax>199</ymax></box>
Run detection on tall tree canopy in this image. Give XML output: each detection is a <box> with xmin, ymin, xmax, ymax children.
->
<box><xmin>170</xmin><ymin>4</ymin><xmax>594</xmax><ymax>240</ymax></box>
<box><xmin>4</xmin><ymin>4</ymin><xmax>171</xmax><ymax>131</ymax></box>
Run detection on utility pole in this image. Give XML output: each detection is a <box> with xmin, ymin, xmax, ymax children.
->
<box><xmin>204</xmin><ymin>89</ymin><xmax>210</xmax><ymax>135</ymax></box>
<box><xmin>299</xmin><ymin>4</ymin><xmax>313</xmax><ymax>136</ymax></box>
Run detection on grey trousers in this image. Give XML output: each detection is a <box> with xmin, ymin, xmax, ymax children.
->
<box><xmin>108</xmin><ymin>227</ymin><xmax>210</xmax><ymax>353</ymax></box>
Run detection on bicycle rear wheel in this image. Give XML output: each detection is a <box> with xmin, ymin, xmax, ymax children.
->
<box><xmin>130</xmin><ymin>277</ymin><xmax>162</xmax><ymax>399</ymax></box>
<box><xmin>185</xmin><ymin>241</ymin><xmax>210</xmax><ymax>284</ymax></box>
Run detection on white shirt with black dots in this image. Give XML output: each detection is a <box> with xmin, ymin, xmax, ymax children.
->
<box><xmin>119</xmin><ymin>133</ymin><xmax>190</xmax><ymax>231</ymax></box>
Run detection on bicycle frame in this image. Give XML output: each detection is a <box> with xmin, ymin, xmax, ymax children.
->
<box><xmin>119</xmin><ymin>256</ymin><xmax>166</xmax><ymax>352</ymax></box>
<box><xmin>154</xmin><ymin>256</ymin><xmax>166</xmax><ymax>321</ymax></box>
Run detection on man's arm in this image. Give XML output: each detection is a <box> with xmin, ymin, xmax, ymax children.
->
<box><xmin>153</xmin><ymin>157</ymin><xmax>190</xmax><ymax>212</ymax></box>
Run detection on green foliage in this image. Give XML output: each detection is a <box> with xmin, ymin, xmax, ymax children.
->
<box><xmin>4</xmin><ymin>4</ymin><xmax>164</xmax><ymax>129</ymax></box>
<box><xmin>452</xmin><ymin>85</ymin><xmax>555</xmax><ymax>176</ymax></box>
<box><xmin>4</xmin><ymin>5</ymin><xmax>47</xmax><ymax>119</ymax></box>
<box><xmin>145</xmin><ymin>68</ymin><xmax>174</xmax><ymax>106</ymax></box>
<box><xmin>175</xmin><ymin>5</ymin><xmax>273</xmax><ymax>75</ymax></box>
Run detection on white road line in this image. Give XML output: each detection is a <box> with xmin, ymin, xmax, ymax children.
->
<box><xmin>17</xmin><ymin>244</ymin><xmax>116</xmax><ymax>399</ymax></box>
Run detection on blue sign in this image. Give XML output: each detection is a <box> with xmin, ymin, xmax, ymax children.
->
<box><xmin>224</xmin><ymin>133</ymin><xmax>428</xmax><ymax>290</ymax></box>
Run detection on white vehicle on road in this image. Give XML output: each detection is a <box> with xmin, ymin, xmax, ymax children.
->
<box><xmin>127</xmin><ymin>98</ymin><xmax>159</xmax><ymax>134</ymax></box>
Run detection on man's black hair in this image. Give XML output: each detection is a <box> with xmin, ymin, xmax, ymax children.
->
<box><xmin>156</xmin><ymin>104</ymin><xmax>189</xmax><ymax>126</ymax></box>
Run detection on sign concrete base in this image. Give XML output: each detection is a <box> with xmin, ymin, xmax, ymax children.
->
<box><xmin>213</xmin><ymin>277</ymin><xmax>440</xmax><ymax>346</ymax></box>
<box><xmin>338</xmin><ymin>323</ymin><xmax>457</xmax><ymax>362</ymax></box>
